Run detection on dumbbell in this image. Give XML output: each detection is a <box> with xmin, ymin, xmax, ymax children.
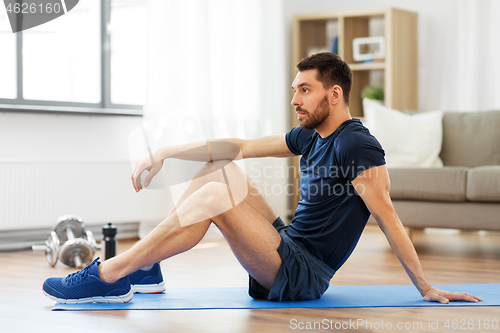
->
<box><xmin>32</xmin><ymin>231</ymin><xmax>60</xmax><ymax>267</ymax></box>
<box><xmin>56</xmin><ymin>215</ymin><xmax>98</xmax><ymax>268</ymax></box>
<box><xmin>32</xmin><ymin>214</ymin><xmax>100</xmax><ymax>268</ymax></box>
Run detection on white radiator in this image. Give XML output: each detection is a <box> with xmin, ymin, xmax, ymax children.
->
<box><xmin>0</xmin><ymin>161</ymin><xmax>145</xmax><ymax>230</ymax></box>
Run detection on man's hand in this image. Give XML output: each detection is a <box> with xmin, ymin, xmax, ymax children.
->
<box><xmin>421</xmin><ymin>286</ymin><xmax>483</xmax><ymax>304</ymax></box>
<box><xmin>131</xmin><ymin>156</ymin><xmax>163</xmax><ymax>192</ymax></box>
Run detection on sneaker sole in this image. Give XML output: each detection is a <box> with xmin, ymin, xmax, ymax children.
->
<box><xmin>43</xmin><ymin>289</ymin><xmax>133</xmax><ymax>304</ymax></box>
<box><xmin>131</xmin><ymin>281</ymin><xmax>166</xmax><ymax>294</ymax></box>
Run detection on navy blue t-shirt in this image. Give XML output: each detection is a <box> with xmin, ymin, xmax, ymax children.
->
<box><xmin>285</xmin><ymin>119</ymin><xmax>385</xmax><ymax>272</ymax></box>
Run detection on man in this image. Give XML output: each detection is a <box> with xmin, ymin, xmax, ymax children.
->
<box><xmin>43</xmin><ymin>52</ymin><xmax>481</xmax><ymax>304</ymax></box>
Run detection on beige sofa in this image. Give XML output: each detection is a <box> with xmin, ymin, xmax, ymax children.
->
<box><xmin>368</xmin><ymin>110</ymin><xmax>500</xmax><ymax>231</ymax></box>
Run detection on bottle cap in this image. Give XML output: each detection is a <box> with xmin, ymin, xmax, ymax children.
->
<box><xmin>102</xmin><ymin>223</ymin><xmax>117</xmax><ymax>237</ymax></box>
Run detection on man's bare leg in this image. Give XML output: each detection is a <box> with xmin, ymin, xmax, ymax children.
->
<box><xmin>98</xmin><ymin>160</ymin><xmax>282</xmax><ymax>290</ymax></box>
<box><xmin>167</xmin><ymin>160</ymin><xmax>278</xmax><ymax>222</ymax></box>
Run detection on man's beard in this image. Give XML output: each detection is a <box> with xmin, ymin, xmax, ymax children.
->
<box><xmin>297</xmin><ymin>95</ymin><xmax>330</xmax><ymax>130</ymax></box>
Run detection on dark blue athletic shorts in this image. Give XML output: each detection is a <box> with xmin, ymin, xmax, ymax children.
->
<box><xmin>248</xmin><ymin>217</ymin><xmax>335</xmax><ymax>301</ymax></box>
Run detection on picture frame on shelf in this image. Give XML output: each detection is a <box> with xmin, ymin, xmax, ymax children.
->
<box><xmin>352</xmin><ymin>36</ymin><xmax>385</xmax><ymax>62</ymax></box>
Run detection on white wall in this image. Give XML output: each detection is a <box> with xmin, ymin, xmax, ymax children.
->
<box><xmin>0</xmin><ymin>112</ymin><xmax>141</xmax><ymax>162</ymax></box>
<box><xmin>283</xmin><ymin>0</ymin><xmax>466</xmax><ymax>112</ymax></box>
<box><xmin>0</xmin><ymin>112</ymin><xmax>144</xmax><ymax>230</ymax></box>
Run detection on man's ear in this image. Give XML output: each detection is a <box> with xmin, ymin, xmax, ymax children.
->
<box><xmin>330</xmin><ymin>85</ymin><xmax>343</xmax><ymax>105</ymax></box>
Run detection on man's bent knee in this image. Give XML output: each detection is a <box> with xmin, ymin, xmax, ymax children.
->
<box><xmin>202</xmin><ymin>181</ymin><xmax>240</xmax><ymax>212</ymax></box>
<box><xmin>177</xmin><ymin>182</ymin><xmax>238</xmax><ymax>227</ymax></box>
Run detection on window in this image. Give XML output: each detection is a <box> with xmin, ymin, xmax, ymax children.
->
<box><xmin>23</xmin><ymin>1</ymin><xmax>101</xmax><ymax>104</ymax></box>
<box><xmin>0</xmin><ymin>0</ymin><xmax>147</xmax><ymax>115</ymax></box>
<box><xmin>0</xmin><ymin>10</ymin><xmax>16</xmax><ymax>99</ymax></box>
<box><xmin>109</xmin><ymin>0</ymin><xmax>147</xmax><ymax>105</ymax></box>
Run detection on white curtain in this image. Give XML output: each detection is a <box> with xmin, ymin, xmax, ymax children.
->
<box><xmin>145</xmin><ymin>0</ymin><xmax>287</xmax><ymax>138</ymax></box>
<box><xmin>137</xmin><ymin>0</ymin><xmax>288</xmax><ymax>236</ymax></box>
<box><xmin>439</xmin><ymin>0</ymin><xmax>500</xmax><ymax>111</ymax></box>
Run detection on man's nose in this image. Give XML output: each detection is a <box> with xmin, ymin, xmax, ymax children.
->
<box><xmin>291</xmin><ymin>92</ymin><xmax>301</xmax><ymax>107</ymax></box>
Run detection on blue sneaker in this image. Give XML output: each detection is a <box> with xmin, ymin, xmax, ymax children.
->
<box><xmin>128</xmin><ymin>262</ymin><xmax>165</xmax><ymax>294</ymax></box>
<box><xmin>43</xmin><ymin>257</ymin><xmax>133</xmax><ymax>304</ymax></box>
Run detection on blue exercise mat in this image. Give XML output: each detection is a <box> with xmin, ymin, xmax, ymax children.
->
<box><xmin>52</xmin><ymin>283</ymin><xmax>500</xmax><ymax>311</ymax></box>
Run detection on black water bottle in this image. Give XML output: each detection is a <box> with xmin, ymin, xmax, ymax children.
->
<box><xmin>102</xmin><ymin>223</ymin><xmax>117</xmax><ymax>260</ymax></box>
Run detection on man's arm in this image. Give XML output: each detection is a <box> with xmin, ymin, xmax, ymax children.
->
<box><xmin>132</xmin><ymin>135</ymin><xmax>294</xmax><ymax>192</ymax></box>
<box><xmin>351</xmin><ymin>165</ymin><xmax>482</xmax><ymax>303</ymax></box>
<box><xmin>151</xmin><ymin>135</ymin><xmax>293</xmax><ymax>162</ymax></box>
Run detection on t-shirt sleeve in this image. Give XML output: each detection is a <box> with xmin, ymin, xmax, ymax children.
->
<box><xmin>285</xmin><ymin>127</ymin><xmax>316</xmax><ymax>155</ymax></box>
<box><xmin>335</xmin><ymin>126</ymin><xmax>386</xmax><ymax>182</ymax></box>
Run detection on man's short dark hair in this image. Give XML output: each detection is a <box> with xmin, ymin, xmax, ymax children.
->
<box><xmin>297</xmin><ymin>52</ymin><xmax>353</xmax><ymax>106</ymax></box>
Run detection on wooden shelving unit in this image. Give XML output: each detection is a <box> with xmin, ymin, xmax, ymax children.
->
<box><xmin>289</xmin><ymin>8</ymin><xmax>418</xmax><ymax>217</ymax></box>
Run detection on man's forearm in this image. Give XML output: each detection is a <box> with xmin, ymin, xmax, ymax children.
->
<box><xmin>154</xmin><ymin>139</ymin><xmax>244</xmax><ymax>163</ymax></box>
<box><xmin>377</xmin><ymin>214</ymin><xmax>432</xmax><ymax>295</ymax></box>
<box><xmin>152</xmin><ymin>135</ymin><xmax>292</xmax><ymax>163</ymax></box>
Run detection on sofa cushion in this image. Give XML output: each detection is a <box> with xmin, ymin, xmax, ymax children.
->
<box><xmin>368</xmin><ymin>201</ymin><xmax>500</xmax><ymax>231</ymax></box>
<box><xmin>466</xmin><ymin>166</ymin><xmax>500</xmax><ymax>202</ymax></box>
<box><xmin>440</xmin><ymin>110</ymin><xmax>500</xmax><ymax>167</ymax></box>
<box><xmin>363</xmin><ymin>99</ymin><xmax>444</xmax><ymax>167</ymax></box>
<box><xmin>388</xmin><ymin>167</ymin><xmax>468</xmax><ymax>202</ymax></box>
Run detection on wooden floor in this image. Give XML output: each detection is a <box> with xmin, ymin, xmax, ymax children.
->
<box><xmin>1</xmin><ymin>226</ymin><xmax>499</xmax><ymax>333</ymax></box>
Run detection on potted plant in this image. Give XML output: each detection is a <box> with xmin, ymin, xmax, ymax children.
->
<box><xmin>361</xmin><ymin>86</ymin><xmax>384</xmax><ymax>103</ymax></box>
